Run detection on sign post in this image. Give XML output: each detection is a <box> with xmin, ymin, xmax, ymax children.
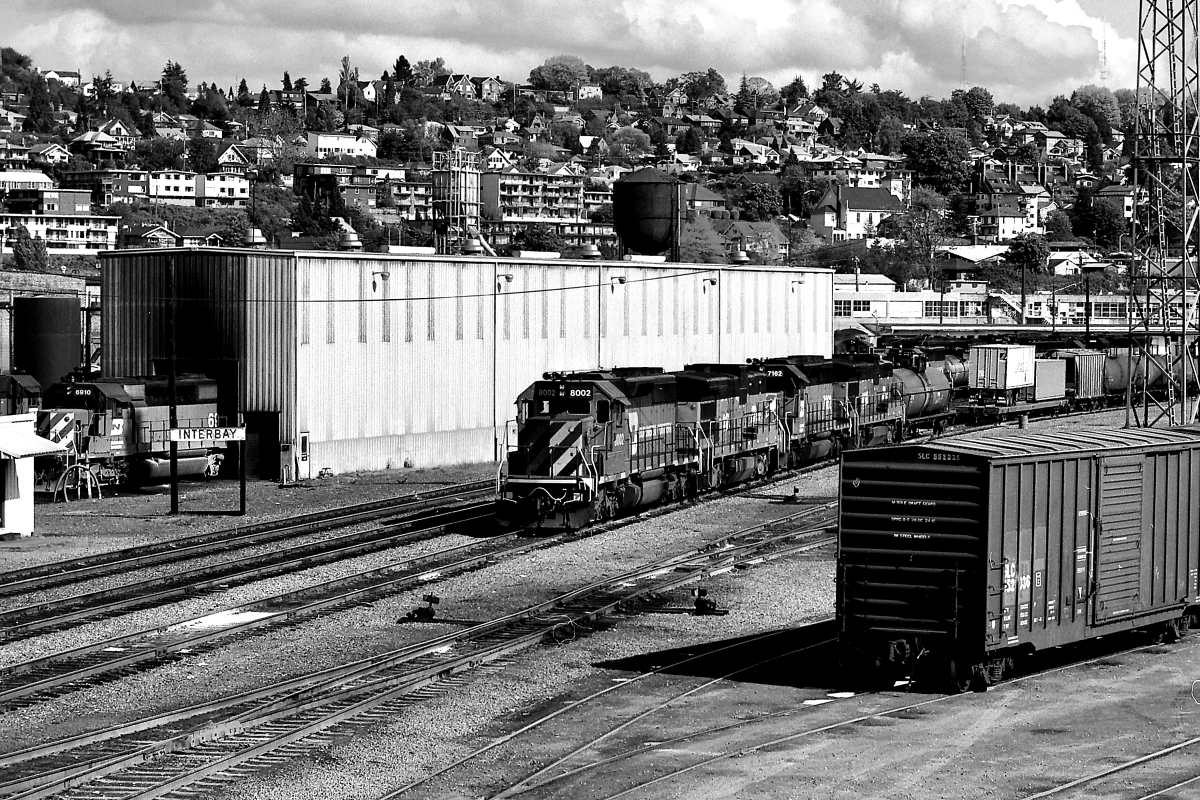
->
<box><xmin>169</xmin><ymin>426</ymin><xmax>248</xmax><ymax>516</ymax></box>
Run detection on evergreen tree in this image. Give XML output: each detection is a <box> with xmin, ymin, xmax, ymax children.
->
<box><xmin>12</xmin><ymin>225</ymin><xmax>49</xmax><ymax>271</ymax></box>
<box><xmin>24</xmin><ymin>73</ymin><xmax>55</xmax><ymax>133</ymax></box>
<box><xmin>237</xmin><ymin>79</ymin><xmax>252</xmax><ymax>107</ymax></box>
<box><xmin>282</xmin><ymin>71</ymin><xmax>292</xmax><ymax>91</ymax></box>
<box><xmin>736</xmin><ymin>73</ymin><xmax>753</xmax><ymax>111</ymax></box>
<box><xmin>258</xmin><ymin>86</ymin><xmax>271</xmax><ymax>112</ymax></box>
<box><xmin>392</xmin><ymin>55</ymin><xmax>413</xmax><ymax>86</ymax></box>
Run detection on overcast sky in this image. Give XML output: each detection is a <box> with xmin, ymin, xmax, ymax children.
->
<box><xmin>8</xmin><ymin>0</ymin><xmax>1137</xmax><ymax>107</ymax></box>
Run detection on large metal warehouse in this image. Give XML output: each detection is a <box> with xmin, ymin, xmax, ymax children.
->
<box><xmin>100</xmin><ymin>248</ymin><xmax>833</xmax><ymax>480</ymax></box>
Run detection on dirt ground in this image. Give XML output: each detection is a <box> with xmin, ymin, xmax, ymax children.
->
<box><xmin>0</xmin><ymin>461</ymin><xmax>496</xmax><ymax>567</ymax></box>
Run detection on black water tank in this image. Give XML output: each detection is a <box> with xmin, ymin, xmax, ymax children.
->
<box><xmin>14</xmin><ymin>296</ymin><xmax>80</xmax><ymax>389</ymax></box>
<box><xmin>613</xmin><ymin>168</ymin><xmax>677</xmax><ymax>255</ymax></box>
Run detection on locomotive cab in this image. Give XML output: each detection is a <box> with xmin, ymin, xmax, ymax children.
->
<box><xmin>501</xmin><ymin>374</ymin><xmax>633</xmax><ymax>530</ymax></box>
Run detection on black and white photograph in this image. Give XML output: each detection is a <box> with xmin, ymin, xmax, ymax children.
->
<box><xmin>1</xmin><ymin>1</ymin><xmax>1199</xmax><ymax>798</ymax></box>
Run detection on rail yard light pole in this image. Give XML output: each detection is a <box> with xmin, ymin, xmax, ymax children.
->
<box><xmin>493</xmin><ymin>268</ymin><xmax>513</xmax><ymax>461</ymax></box>
<box><xmin>704</xmin><ymin>275</ymin><xmax>720</xmax><ymax>360</ymax></box>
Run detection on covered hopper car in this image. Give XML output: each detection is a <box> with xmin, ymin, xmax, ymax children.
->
<box><xmin>838</xmin><ymin>428</ymin><xmax>1200</xmax><ymax>693</ymax></box>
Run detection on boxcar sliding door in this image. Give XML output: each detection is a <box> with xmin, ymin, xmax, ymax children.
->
<box><xmin>1092</xmin><ymin>454</ymin><xmax>1145</xmax><ymax>623</ymax></box>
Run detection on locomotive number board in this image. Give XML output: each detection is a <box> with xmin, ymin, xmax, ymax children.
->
<box><xmin>535</xmin><ymin>384</ymin><xmax>593</xmax><ymax>399</ymax></box>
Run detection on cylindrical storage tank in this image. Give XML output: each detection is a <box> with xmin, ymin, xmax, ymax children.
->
<box><xmin>943</xmin><ymin>354</ymin><xmax>968</xmax><ymax>390</ymax></box>
<box><xmin>13</xmin><ymin>297</ymin><xmax>80</xmax><ymax>389</ymax></box>
<box><xmin>613</xmin><ymin>168</ymin><xmax>677</xmax><ymax>255</ymax></box>
<box><xmin>893</xmin><ymin>367</ymin><xmax>950</xmax><ymax>419</ymax></box>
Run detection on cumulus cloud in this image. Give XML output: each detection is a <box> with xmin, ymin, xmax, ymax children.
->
<box><xmin>5</xmin><ymin>0</ymin><xmax>1136</xmax><ymax>105</ymax></box>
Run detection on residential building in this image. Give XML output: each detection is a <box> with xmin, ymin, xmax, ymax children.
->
<box><xmin>1096</xmin><ymin>184</ymin><xmax>1137</xmax><ymax>222</ymax></box>
<box><xmin>712</xmin><ymin>218</ymin><xmax>789</xmax><ymax>261</ymax></box>
<box><xmin>480</xmin><ymin>167</ymin><xmax>586</xmax><ymax>225</ymax></box>
<box><xmin>305</xmin><ymin>131</ymin><xmax>377</xmax><ymax>159</ymax></box>
<box><xmin>149</xmin><ymin>171</ymin><xmax>201</xmax><ymax>205</ymax></box>
<box><xmin>94</xmin><ymin>118</ymin><xmax>140</xmax><ymax>149</ymax></box>
<box><xmin>0</xmin><ymin>170</ymin><xmax>55</xmax><ymax>194</ymax></box>
<box><xmin>575</xmin><ymin>83</ymin><xmax>603</xmax><ymax>102</ymax></box>
<box><xmin>809</xmin><ymin>185</ymin><xmax>906</xmax><ymax>242</ymax></box>
<box><xmin>471</xmin><ymin>76</ymin><xmax>507</xmax><ymax>103</ymax></box>
<box><xmin>0</xmin><ymin>140</ymin><xmax>30</xmax><ymax>170</ymax></box>
<box><xmin>198</xmin><ymin>172</ymin><xmax>249</xmax><ymax>207</ymax></box>
<box><xmin>977</xmin><ymin>207</ymin><xmax>1026</xmax><ymax>241</ymax></box>
<box><xmin>61</xmin><ymin>169</ymin><xmax>151</xmax><ymax>205</ymax></box>
<box><xmin>119</xmin><ymin>223</ymin><xmax>227</xmax><ymax>248</ymax></box>
<box><xmin>0</xmin><ymin>188</ymin><xmax>118</xmax><ymax>253</ymax></box>
<box><xmin>42</xmin><ymin>69</ymin><xmax>82</xmax><ymax>87</ymax></box>
<box><xmin>428</xmin><ymin>74</ymin><xmax>477</xmax><ymax>101</ymax></box>
<box><xmin>69</xmin><ymin>130</ymin><xmax>124</xmax><ymax>164</ymax></box>
<box><xmin>28</xmin><ymin>142</ymin><xmax>70</xmax><ymax>166</ymax></box>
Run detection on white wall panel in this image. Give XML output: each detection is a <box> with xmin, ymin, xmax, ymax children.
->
<box><xmin>294</xmin><ymin>254</ymin><xmax>831</xmax><ymax>474</ymax></box>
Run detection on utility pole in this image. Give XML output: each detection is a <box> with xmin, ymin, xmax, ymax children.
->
<box><xmin>1128</xmin><ymin>0</ymin><xmax>1200</xmax><ymax>426</ymax></box>
<box><xmin>167</xmin><ymin>257</ymin><xmax>179</xmax><ymax>515</ymax></box>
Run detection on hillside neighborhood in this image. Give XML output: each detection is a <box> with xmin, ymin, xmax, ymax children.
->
<box><xmin>0</xmin><ymin>47</ymin><xmax>1137</xmax><ymax>294</ymax></box>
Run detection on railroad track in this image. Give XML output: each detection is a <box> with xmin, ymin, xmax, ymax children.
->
<box><xmin>0</xmin><ymin>479</ymin><xmax>494</xmax><ymax>598</ymax></box>
<box><xmin>0</xmin><ymin>505</ymin><xmax>836</xmax><ymax>800</ymax></box>
<box><xmin>0</xmin><ymin>501</ymin><xmax>496</xmax><ymax>642</ymax></box>
<box><xmin>476</xmin><ymin>637</ymin><xmax>1175</xmax><ymax>800</ymax></box>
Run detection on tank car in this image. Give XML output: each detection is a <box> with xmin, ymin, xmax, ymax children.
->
<box><xmin>36</xmin><ymin>375</ymin><xmax>224</xmax><ymax>489</ymax></box>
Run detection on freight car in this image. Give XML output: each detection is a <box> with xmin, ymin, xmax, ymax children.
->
<box><xmin>837</xmin><ymin>429</ymin><xmax>1200</xmax><ymax>693</ymax></box>
<box><xmin>35</xmin><ymin>375</ymin><xmax>225</xmax><ymax>491</ymax></box>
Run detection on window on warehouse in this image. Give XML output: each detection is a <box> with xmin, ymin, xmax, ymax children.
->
<box><xmin>834</xmin><ymin>300</ymin><xmax>852</xmax><ymax>316</ymax></box>
<box><xmin>852</xmin><ymin>300</ymin><xmax>870</xmax><ymax>313</ymax></box>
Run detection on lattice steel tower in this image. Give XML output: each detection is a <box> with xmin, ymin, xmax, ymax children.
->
<box><xmin>1129</xmin><ymin>0</ymin><xmax>1200</xmax><ymax>425</ymax></box>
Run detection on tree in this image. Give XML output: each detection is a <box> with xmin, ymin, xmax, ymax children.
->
<box><xmin>1071</xmin><ymin>85</ymin><xmax>1122</xmax><ymax>129</ymax></box>
<box><xmin>875</xmin><ymin>116</ymin><xmax>906</xmax><ymax>155</ymax></box>
<box><xmin>610</xmin><ymin>126</ymin><xmax>650</xmax><ymax>155</ymax></box>
<box><xmin>319</xmin><ymin>77</ymin><xmax>332</xmax><ymax>94</ymax></box>
<box><xmin>736</xmin><ymin>73</ymin><xmax>753</xmax><ymax>110</ymax></box>
<box><xmin>590</xmin><ymin>66</ymin><xmax>653</xmax><ymax>97</ymax></box>
<box><xmin>23</xmin><ymin>73</ymin><xmax>55</xmax><ymax>133</ymax></box>
<box><xmin>237</xmin><ymin>79</ymin><xmax>252</xmax><ymax>107</ymax></box>
<box><xmin>737</xmin><ymin>184</ymin><xmax>783</xmax><ymax>221</ymax></box>
<box><xmin>881</xmin><ymin>187</ymin><xmax>948</xmax><ymax>283</ymax></box>
<box><xmin>187</xmin><ymin>137</ymin><xmax>219</xmax><ymax>174</ymax></box>
<box><xmin>679</xmin><ymin>68</ymin><xmax>726</xmax><ymax>103</ymax></box>
<box><xmin>1091</xmin><ymin>200</ymin><xmax>1128</xmax><ymax>248</ymax></box>
<box><xmin>258</xmin><ymin>85</ymin><xmax>271</xmax><ymax>112</ymax></box>
<box><xmin>392</xmin><ymin>55</ymin><xmax>413</xmax><ymax>86</ymax></box>
<box><xmin>1004</xmin><ymin>233</ymin><xmax>1050</xmax><ymax>275</ymax></box>
<box><xmin>900</xmin><ymin>129</ymin><xmax>972</xmax><ymax>194</ymax></box>
<box><xmin>1044</xmin><ymin>209</ymin><xmax>1074</xmax><ymax>241</ymax></box>
<box><xmin>134</xmin><ymin>138</ymin><xmax>187</xmax><ymax>171</ymax></box>
<box><xmin>282</xmin><ymin>71</ymin><xmax>292</xmax><ymax>91</ymax></box>
<box><xmin>677</xmin><ymin>126</ymin><xmax>704</xmax><ymax>155</ymax></box>
<box><xmin>412</xmin><ymin>57</ymin><xmax>450</xmax><ymax>87</ymax></box>
<box><xmin>162</xmin><ymin>61</ymin><xmax>188</xmax><ymax>89</ymax></box>
<box><xmin>511</xmin><ymin>224</ymin><xmax>565</xmax><ymax>253</ymax></box>
<box><xmin>780</xmin><ymin>75</ymin><xmax>808</xmax><ymax>107</ymax></box>
<box><xmin>678</xmin><ymin>216</ymin><xmax>727</xmax><ymax>263</ymax></box>
<box><xmin>529</xmin><ymin>55</ymin><xmax>590</xmax><ymax>93</ymax></box>
<box><xmin>11</xmin><ymin>225</ymin><xmax>48</xmax><ymax>271</ymax></box>
<box><xmin>745</xmin><ymin>77</ymin><xmax>778</xmax><ymax>107</ymax></box>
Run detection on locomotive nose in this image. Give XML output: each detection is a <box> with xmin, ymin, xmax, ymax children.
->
<box><xmin>522</xmin><ymin>418</ymin><xmax>588</xmax><ymax>477</ymax></box>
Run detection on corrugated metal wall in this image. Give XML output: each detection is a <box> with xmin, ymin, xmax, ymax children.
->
<box><xmin>293</xmin><ymin>253</ymin><xmax>832</xmax><ymax>473</ymax></box>
<box><xmin>100</xmin><ymin>248</ymin><xmax>297</xmax><ymax>464</ymax></box>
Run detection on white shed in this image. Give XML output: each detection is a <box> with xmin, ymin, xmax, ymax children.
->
<box><xmin>0</xmin><ymin>413</ymin><xmax>66</xmax><ymax>539</ymax></box>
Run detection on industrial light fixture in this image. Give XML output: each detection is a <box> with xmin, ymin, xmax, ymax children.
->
<box><xmin>703</xmin><ymin>276</ymin><xmax>718</xmax><ymax>293</ymax></box>
<box><xmin>497</xmin><ymin>273</ymin><xmax>514</xmax><ymax>291</ymax></box>
<box><xmin>242</xmin><ymin>227</ymin><xmax>267</xmax><ymax>248</ymax></box>
<box><xmin>339</xmin><ymin>229</ymin><xmax>363</xmax><ymax>250</ymax></box>
<box><xmin>791</xmin><ymin>279</ymin><xmax>806</xmax><ymax>293</ymax></box>
<box><xmin>610</xmin><ymin>275</ymin><xmax>626</xmax><ymax>292</ymax></box>
<box><xmin>371</xmin><ymin>270</ymin><xmax>390</xmax><ymax>292</ymax></box>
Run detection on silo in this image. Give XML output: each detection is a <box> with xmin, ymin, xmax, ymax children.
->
<box><xmin>613</xmin><ymin>167</ymin><xmax>678</xmax><ymax>256</ymax></box>
<box><xmin>13</xmin><ymin>296</ymin><xmax>81</xmax><ymax>389</ymax></box>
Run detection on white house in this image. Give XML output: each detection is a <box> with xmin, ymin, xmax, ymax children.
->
<box><xmin>305</xmin><ymin>131</ymin><xmax>378</xmax><ymax>159</ymax></box>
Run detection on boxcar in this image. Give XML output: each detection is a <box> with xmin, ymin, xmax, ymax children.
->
<box><xmin>837</xmin><ymin>428</ymin><xmax>1200</xmax><ymax>692</ymax></box>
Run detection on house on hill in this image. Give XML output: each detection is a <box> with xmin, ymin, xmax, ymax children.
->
<box><xmin>809</xmin><ymin>185</ymin><xmax>905</xmax><ymax>242</ymax></box>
